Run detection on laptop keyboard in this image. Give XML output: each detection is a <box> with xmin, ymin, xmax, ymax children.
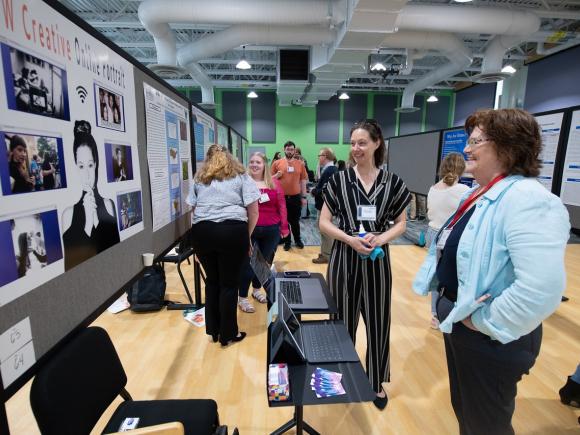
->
<box><xmin>280</xmin><ymin>281</ymin><xmax>303</xmax><ymax>304</ymax></box>
<box><xmin>307</xmin><ymin>324</ymin><xmax>344</xmax><ymax>362</ymax></box>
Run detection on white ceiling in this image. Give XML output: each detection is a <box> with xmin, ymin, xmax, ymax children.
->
<box><xmin>58</xmin><ymin>0</ymin><xmax>580</xmax><ymax>96</ymax></box>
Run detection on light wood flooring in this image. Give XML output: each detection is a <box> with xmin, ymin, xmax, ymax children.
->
<box><xmin>6</xmin><ymin>245</ymin><xmax>580</xmax><ymax>434</ymax></box>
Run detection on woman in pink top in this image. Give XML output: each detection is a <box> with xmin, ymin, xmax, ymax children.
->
<box><xmin>238</xmin><ymin>152</ymin><xmax>289</xmax><ymax>313</ymax></box>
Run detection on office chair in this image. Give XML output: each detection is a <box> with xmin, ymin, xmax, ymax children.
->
<box><xmin>30</xmin><ymin>326</ymin><xmax>235</xmax><ymax>435</ymax></box>
<box><xmin>161</xmin><ymin>232</ymin><xmax>204</xmax><ymax>310</ymax></box>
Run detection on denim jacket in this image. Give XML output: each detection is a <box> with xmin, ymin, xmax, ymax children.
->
<box><xmin>413</xmin><ymin>175</ymin><xmax>570</xmax><ymax>343</ymax></box>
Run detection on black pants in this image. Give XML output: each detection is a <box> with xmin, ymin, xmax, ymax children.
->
<box><xmin>239</xmin><ymin>224</ymin><xmax>280</xmax><ymax>297</ymax></box>
<box><xmin>284</xmin><ymin>194</ymin><xmax>302</xmax><ymax>246</ymax></box>
<box><xmin>437</xmin><ymin>296</ymin><xmax>542</xmax><ymax>435</ymax></box>
<box><xmin>191</xmin><ymin>220</ymin><xmax>249</xmax><ymax>342</ymax></box>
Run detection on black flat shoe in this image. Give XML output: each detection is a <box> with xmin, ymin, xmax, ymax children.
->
<box><xmin>220</xmin><ymin>331</ymin><xmax>247</xmax><ymax>347</ymax></box>
<box><xmin>373</xmin><ymin>393</ymin><xmax>388</xmax><ymax>410</ymax></box>
<box><xmin>559</xmin><ymin>376</ymin><xmax>580</xmax><ymax>407</ymax></box>
<box><xmin>212</xmin><ymin>334</ymin><xmax>219</xmax><ymax>343</ymax></box>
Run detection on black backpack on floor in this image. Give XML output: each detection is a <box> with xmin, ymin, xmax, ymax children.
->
<box><xmin>128</xmin><ymin>264</ymin><xmax>167</xmax><ymax>312</ymax></box>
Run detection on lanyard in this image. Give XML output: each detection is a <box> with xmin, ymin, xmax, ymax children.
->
<box><xmin>446</xmin><ymin>174</ymin><xmax>506</xmax><ymax>229</ymax></box>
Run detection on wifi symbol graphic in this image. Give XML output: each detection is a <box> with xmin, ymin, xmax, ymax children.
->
<box><xmin>76</xmin><ymin>85</ymin><xmax>88</xmax><ymax>103</ymax></box>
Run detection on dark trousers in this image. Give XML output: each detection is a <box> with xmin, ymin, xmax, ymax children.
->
<box><xmin>284</xmin><ymin>194</ymin><xmax>302</xmax><ymax>246</ymax></box>
<box><xmin>239</xmin><ymin>224</ymin><xmax>280</xmax><ymax>297</ymax></box>
<box><xmin>437</xmin><ymin>296</ymin><xmax>542</xmax><ymax>435</ymax></box>
<box><xmin>191</xmin><ymin>220</ymin><xmax>249</xmax><ymax>342</ymax></box>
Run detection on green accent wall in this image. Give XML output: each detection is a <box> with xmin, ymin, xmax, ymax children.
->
<box><xmin>181</xmin><ymin>87</ymin><xmax>454</xmax><ymax>167</ymax></box>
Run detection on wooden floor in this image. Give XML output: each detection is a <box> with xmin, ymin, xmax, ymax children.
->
<box><xmin>6</xmin><ymin>244</ymin><xmax>580</xmax><ymax>434</ymax></box>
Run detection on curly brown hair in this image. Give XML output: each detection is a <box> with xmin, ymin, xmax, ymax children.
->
<box><xmin>196</xmin><ymin>144</ymin><xmax>245</xmax><ymax>184</ymax></box>
<box><xmin>464</xmin><ymin>109</ymin><xmax>542</xmax><ymax>177</ymax></box>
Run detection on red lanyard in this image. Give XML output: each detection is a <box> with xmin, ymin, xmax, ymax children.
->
<box><xmin>446</xmin><ymin>174</ymin><xmax>506</xmax><ymax>229</ymax></box>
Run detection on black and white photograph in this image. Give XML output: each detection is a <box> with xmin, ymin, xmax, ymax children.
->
<box><xmin>0</xmin><ymin>130</ymin><xmax>66</xmax><ymax>195</ymax></box>
<box><xmin>10</xmin><ymin>214</ymin><xmax>48</xmax><ymax>278</ymax></box>
<box><xmin>95</xmin><ymin>84</ymin><xmax>125</xmax><ymax>132</ymax></box>
<box><xmin>1</xmin><ymin>43</ymin><xmax>70</xmax><ymax>120</ymax></box>
<box><xmin>61</xmin><ymin>120</ymin><xmax>120</xmax><ymax>271</ymax></box>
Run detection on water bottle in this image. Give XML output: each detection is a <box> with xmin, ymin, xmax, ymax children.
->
<box><xmin>358</xmin><ymin>223</ymin><xmax>370</xmax><ymax>259</ymax></box>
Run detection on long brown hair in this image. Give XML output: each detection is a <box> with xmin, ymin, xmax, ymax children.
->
<box><xmin>196</xmin><ymin>144</ymin><xmax>245</xmax><ymax>184</ymax></box>
<box><xmin>249</xmin><ymin>152</ymin><xmax>275</xmax><ymax>189</ymax></box>
<box><xmin>439</xmin><ymin>152</ymin><xmax>466</xmax><ymax>186</ymax></box>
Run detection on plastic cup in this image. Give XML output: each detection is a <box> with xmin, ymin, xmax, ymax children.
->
<box><xmin>142</xmin><ymin>253</ymin><xmax>154</xmax><ymax>267</ymax></box>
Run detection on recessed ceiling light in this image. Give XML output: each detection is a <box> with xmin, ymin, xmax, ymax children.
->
<box><xmin>501</xmin><ymin>65</ymin><xmax>516</xmax><ymax>74</ymax></box>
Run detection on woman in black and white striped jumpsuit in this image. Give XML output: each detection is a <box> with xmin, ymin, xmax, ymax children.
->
<box><xmin>319</xmin><ymin>119</ymin><xmax>410</xmax><ymax>410</ymax></box>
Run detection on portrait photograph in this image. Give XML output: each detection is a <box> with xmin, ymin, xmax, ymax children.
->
<box><xmin>116</xmin><ymin>190</ymin><xmax>143</xmax><ymax>231</ymax></box>
<box><xmin>0</xmin><ymin>210</ymin><xmax>63</xmax><ymax>288</ymax></box>
<box><xmin>94</xmin><ymin>83</ymin><xmax>126</xmax><ymax>132</ymax></box>
<box><xmin>104</xmin><ymin>142</ymin><xmax>133</xmax><ymax>183</ymax></box>
<box><xmin>1</xmin><ymin>43</ymin><xmax>70</xmax><ymax>120</ymax></box>
<box><xmin>0</xmin><ymin>130</ymin><xmax>67</xmax><ymax>196</ymax></box>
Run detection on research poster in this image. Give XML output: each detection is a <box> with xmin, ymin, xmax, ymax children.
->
<box><xmin>560</xmin><ymin>110</ymin><xmax>580</xmax><ymax>206</ymax></box>
<box><xmin>144</xmin><ymin>83</ymin><xmax>193</xmax><ymax>232</ymax></box>
<box><xmin>535</xmin><ymin>112</ymin><xmax>564</xmax><ymax>191</ymax></box>
<box><xmin>216</xmin><ymin>121</ymin><xmax>229</xmax><ymax>150</ymax></box>
<box><xmin>192</xmin><ymin>105</ymin><xmax>215</xmax><ymax>172</ymax></box>
<box><xmin>441</xmin><ymin>128</ymin><xmax>473</xmax><ymax>187</ymax></box>
<box><xmin>0</xmin><ymin>0</ymin><xmax>142</xmax><ymax>306</ymax></box>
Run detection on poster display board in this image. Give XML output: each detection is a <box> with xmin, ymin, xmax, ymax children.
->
<box><xmin>143</xmin><ymin>83</ymin><xmax>193</xmax><ymax>232</ymax></box>
<box><xmin>0</xmin><ymin>0</ymin><xmax>142</xmax><ymax>306</ymax></box>
<box><xmin>241</xmin><ymin>137</ymin><xmax>248</xmax><ymax>165</ymax></box>
<box><xmin>535</xmin><ymin>112</ymin><xmax>564</xmax><ymax>191</ymax></box>
<box><xmin>216</xmin><ymin>121</ymin><xmax>229</xmax><ymax>150</ymax></box>
<box><xmin>192</xmin><ymin>105</ymin><xmax>215</xmax><ymax>173</ymax></box>
<box><xmin>560</xmin><ymin>109</ymin><xmax>580</xmax><ymax>206</ymax></box>
<box><xmin>440</xmin><ymin>128</ymin><xmax>473</xmax><ymax>187</ymax></box>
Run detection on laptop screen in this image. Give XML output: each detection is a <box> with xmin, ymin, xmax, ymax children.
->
<box><xmin>250</xmin><ymin>242</ymin><xmax>274</xmax><ymax>287</ymax></box>
<box><xmin>278</xmin><ymin>292</ymin><xmax>306</xmax><ymax>360</ymax></box>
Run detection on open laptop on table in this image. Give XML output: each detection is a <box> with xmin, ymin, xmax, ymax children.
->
<box><xmin>277</xmin><ymin>292</ymin><xmax>358</xmax><ymax>363</ymax></box>
<box><xmin>250</xmin><ymin>244</ymin><xmax>328</xmax><ymax>310</ymax></box>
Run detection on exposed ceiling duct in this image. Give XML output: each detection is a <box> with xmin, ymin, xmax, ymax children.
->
<box><xmin>136</xmin><ymin>0</ymin><xmax>570</xmax><ymax>108</ymax></box>
<box><xmin>138</xmin><ymin>0</ymin><xmax>346</xmax><ymax>105</ymax></box>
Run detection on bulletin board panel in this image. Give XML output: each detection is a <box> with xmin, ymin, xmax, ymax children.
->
<box><xmin>0</xmin><ymin>0</ymin><xmax>192</xmax><ymax>411</ymax></box>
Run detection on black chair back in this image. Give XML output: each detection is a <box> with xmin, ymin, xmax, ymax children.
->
<box><xmin>30</xmin><ymin>327</ymin><xmax>128</xmax><ymax>435</ymax></box>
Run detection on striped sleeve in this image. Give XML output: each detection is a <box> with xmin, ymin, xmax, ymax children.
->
<box><xmin>387</xmin><ymin>173</ymin><xmax>411</xmax><ymax>220</ymax></box>
<box><xmin>322</xmin><ymin>172</ymin><xmax>341</xmax><ymax>215</ymax></box>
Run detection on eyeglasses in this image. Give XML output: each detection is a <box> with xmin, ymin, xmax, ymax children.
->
<box><xmin>466</xmin><ymin>137</ymin><xmax>490</xmax><ymax>148</ymax></box>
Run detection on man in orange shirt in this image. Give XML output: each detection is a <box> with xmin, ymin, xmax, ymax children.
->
<box><xmin>272</xmin><ymin>141</ymin><xmax>308</xmax><ymax>251</ymax></box>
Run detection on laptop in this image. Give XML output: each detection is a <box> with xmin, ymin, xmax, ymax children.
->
<box><xmin>278</xmin><ymin>292</ymin><xmax>359</xmax><ymax>363</ymax></box>
<box><xmin>249</xmin><ymin>244</ymin><xmax>329</xmax><ymax>310</ymax></box>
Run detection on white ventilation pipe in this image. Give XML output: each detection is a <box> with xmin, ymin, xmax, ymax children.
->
<box><xmin>138</xmin><ymin>0</ymin><xmax>345</xmax><ymax>66</ymax></box>
<box><xmin>397</xmin><ymin>5</ymin><xmax>540</xmax><ymax>36</ymax></box>
<box><xmin>177</xmin><ymin>25</ymin><xmax>336</xmax><ymax>66</ymax></box>
<box><xmin>183</xmin><ymin>62</ymin><xmax>215</xmax><ymax>106</ymax></box>
<box><xmin>472</xmin><ymin>35</ymin><xmax>525</xmax><ymax>83</ymax></box>
<box><xmin>377</xmin><ymin>31</ymin><xmax>471</xmax><ymax>111</ymax></box>
<box><xmin>399</xmin><ymin>49</ymin><xmax>427</xmax><ymax>75</ymax></box>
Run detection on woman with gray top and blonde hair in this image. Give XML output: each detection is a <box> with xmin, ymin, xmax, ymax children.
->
<box><xmin>426</xmin><ymin>152</ymin><xmax>469</xmax><ymax>328</ymax></box>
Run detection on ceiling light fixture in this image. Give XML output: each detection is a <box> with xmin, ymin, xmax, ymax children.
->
<box><xmin>501</xmin><ymin>64</ymin><xmax>517</xmax><ymax>74</ymax></box>
<box><xmin>338</xmin><ymin>92</ymin><xmax>350</xmax><ymax>100</ymax></box>
<box><xmin>236</xmin><ymin>46</ymin><xmax>252</xmax><ymax>70</ymax></box>
<box><xmin>452</xmin><ymin>0</ymin><xmax>473</xmax><ymax>3</ymax></box>
<box><xmin>427</xmin><ymin>95</ymin><xmax>439</xmax><ymax>103</ymax></box>
<box><xmin>247</xmin><ymin>91</ymin><xmax>258</xmax><ymax>99</ymax></box>
<box><xmin>370</xmin><ymin>62</ymin><xmax>387</xmax><ymax>72</ymax></box>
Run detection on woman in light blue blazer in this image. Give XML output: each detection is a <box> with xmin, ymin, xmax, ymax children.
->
<box><xmin>413</xmin><ymin>108</ymin><xmax>570</xmax><ymax>435</ymax></box>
